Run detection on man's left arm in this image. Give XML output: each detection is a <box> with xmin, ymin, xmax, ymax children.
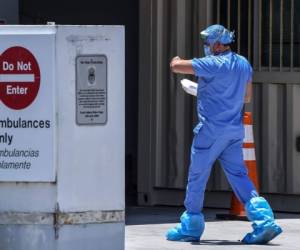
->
<box><xmin>244</xmin><ymin>81</ymin><xmax>252</xmax><ymax>103</ymax></box>
<box><xmin>244</xmin><ymin>63</ymin><xmax>253</xmax><ymax>103</ymax></box>
<box><xmin>170</xmin><ymin>56</ymin><xmax>195</xmax><ymax>75</ymax></box>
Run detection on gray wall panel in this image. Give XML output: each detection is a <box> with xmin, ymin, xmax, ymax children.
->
<box><xmin>138</xmin><ymin>0</ymin><xmax>300</xmax><ymax>209</ymax></box>
<box><xmin>286</xmin><ymin>85</ymin><xmax>300</xmax><ymax>194</ymax></box>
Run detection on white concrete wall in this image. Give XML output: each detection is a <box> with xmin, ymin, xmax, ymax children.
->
<box><xmin>0</xmin><ymin>25</ymin><xmax>125</xmax><ymax>250</ymax></box>
<box><xmin>0</xmin><ymin>25</ymin><xmax>125</xmax><ymax>213</ymax></box>
<box><xmin>56</xmin><ymin>26</ymin><xmax>125</xmax><ymax>212</ymax></box>
<box><xmin>0</xmin><ymin>223</ymin><xmax>124</xmax><ymax>250</ymax></box>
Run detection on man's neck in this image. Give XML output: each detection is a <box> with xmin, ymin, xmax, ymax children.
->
<box><xmin>214</xmin><ymin>47</ymin><xmax>231</xmax><ymax>55</ymax></box>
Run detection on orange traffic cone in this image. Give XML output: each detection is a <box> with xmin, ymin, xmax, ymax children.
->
<box><xmin>216</xmin><ymin>112</ymin><xmax>259</xmax><ymax>220</ymax></box>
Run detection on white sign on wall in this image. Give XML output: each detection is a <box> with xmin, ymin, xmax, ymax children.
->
<box><xmin>0</xmin><ymin>30</ymin><xmax>56</xmax><ymax>182</ymax></box>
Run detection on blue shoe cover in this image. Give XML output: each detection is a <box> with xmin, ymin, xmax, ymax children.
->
<box><xmin>166</xmin><ymin>211</ymin><xmax>204</xmax><ymax>242</ymax></box>
<box><xmin>242</xmin><ymin>223</ymin><xmax>282</xmax><ymax>244</ymax></box>
<box><xmin>242</xmin><ymin>197</ymin><xmax>283</xmax><ymax>244</ymax></box>
<box><xmin>166</xmin><ymin>224</ymin><xmax>200</xmax><ymax>242</ymax></box>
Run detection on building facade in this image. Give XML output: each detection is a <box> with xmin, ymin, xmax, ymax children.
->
<box><xmin>1</xmin><ymin>0</ymin><xmax>299</xmax><ymax>212</ymax></box>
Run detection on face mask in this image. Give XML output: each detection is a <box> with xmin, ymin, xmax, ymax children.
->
<box><xmin>204</xmin><ymin>45</ymin><xmax>212</xmax><ymax>56</ymax></box>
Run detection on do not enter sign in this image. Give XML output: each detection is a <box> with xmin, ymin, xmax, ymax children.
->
<box><xmin>0</xmin><ymin>30</ymin><xmax>55</xmax><ymax>182</ymax></box>
<box><xmin>0</xmin><ymin>46</ymin><xmax>40</xmax><ymax>110</ymax></box>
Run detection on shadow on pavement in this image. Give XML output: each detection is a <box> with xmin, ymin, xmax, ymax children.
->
<box><xmin>192</xmin><ymin>240</ymin><xmax>243</xmax><ymax>246</ymax></box>
<box><xmin>191</xmin><ymin>240</ymin><xmax>281</xmax><ymax>246</ymax></box>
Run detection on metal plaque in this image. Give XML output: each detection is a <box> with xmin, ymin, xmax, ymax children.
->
<box><xmin>76</xmin><ymin>55</ymin><xmax>107</xmax><ymax>125</ymax></box>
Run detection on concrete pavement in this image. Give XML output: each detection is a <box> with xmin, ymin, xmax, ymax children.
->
<box><xmin>125</xmin><ymin>206</ymin><xmax>300</xmax><ymax>250</ymax></box>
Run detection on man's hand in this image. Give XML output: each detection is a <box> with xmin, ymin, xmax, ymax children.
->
<box><xmin>170</xmin><ymin>56</ymin><xmax>195</xmax><ymax>75</ymax></box>
<box><xmin>170</xmin><ymin>56</ymin><xmax>181</xmax><ymax>66</ymax></box>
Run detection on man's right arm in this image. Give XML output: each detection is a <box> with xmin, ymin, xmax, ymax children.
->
<box><xmin>170</xmin><ymin>56</ymin><xmax>195</xmax><ymax>75</ymax></box>
<box><xmin>170</xmin><ymin>56</ymin><xmax>216</xmax><ymax>78</ymax></box>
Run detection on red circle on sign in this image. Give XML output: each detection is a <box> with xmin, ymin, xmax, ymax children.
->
<box><xmin>0</xmin><ymin>46</ymin><xmax>40</xmax><ymax>110</ymax></box>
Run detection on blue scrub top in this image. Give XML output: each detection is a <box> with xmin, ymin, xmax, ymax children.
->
<box><xmin>192</xmin><ymin>50</ymin><xmax>252</xmax><ymax>139</ymax></box>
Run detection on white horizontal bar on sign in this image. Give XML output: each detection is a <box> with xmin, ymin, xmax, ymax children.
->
<box><xmin>243</xmin><ymin>148</ymin><xmax>256</xmax><ymax>161</ymax></box>
<box><xmin>244</xmin><ymin>125</ymin><xmax>254</xmax><ymax>143</ymax></box>
<box><xmin>0</xmin><ymin>74</ymin><xmax>34</xmax><ymax>82</ymax></box>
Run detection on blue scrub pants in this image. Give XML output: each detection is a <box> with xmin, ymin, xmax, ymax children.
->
<box><xmin>184</xmin><ymin>128</ymin><xmax>257</xmax><ymax>214</ymax></box>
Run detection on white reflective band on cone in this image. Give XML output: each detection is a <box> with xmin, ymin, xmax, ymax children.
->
<box><xmin>244</xmin><ymin>125</ymin><xmax>254</xmax><ymax>143</ymax></box>
<box><xmin>243</xmin><ymin>148</ymin><xmax>256</xmax><ymax>161</ymax></box>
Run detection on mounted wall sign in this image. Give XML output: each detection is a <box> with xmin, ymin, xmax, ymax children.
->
<box><xmin>76</xmin><ymin>55</ymin><xmax>107</xmax><ymax>125</ymax></box>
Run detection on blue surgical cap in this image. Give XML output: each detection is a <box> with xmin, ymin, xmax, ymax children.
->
<box><xmin>200</xmin><ymin>24</ymin><xmax>235</xmax><ymax>45</ymax></box>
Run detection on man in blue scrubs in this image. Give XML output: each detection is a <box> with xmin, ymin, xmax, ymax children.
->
<box><xmin>166</xmin><ymin>24</ymin><xmax>282</xmax><ymax>244</ymax></box>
